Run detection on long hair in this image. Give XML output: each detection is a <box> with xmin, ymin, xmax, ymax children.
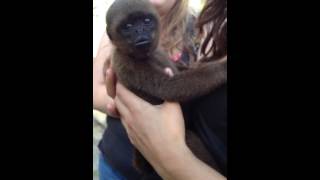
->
<box><xmin>160</xmin><ymin>0</ymin><xmax>195</xmax><ymax>56</ymax></box>
<box><xmin>197</xmin><ymin>0</ymin><xmax>227</xmax><ymax>61</ymax></box>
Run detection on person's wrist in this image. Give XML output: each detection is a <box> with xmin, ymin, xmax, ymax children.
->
<box><xmin>154</xmin><ymin>142</ymin><xmax>193</xmax><ymax>179</ymax></box>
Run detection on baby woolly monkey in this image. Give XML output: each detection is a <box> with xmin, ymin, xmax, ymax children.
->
<box><xmin>104</xmin><ymin>0</ymin><xmax>226</xmax><ymax>179</ymax></box>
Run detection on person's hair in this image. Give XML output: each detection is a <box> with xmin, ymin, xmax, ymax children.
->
<box><xmin>197</xmin><ymin>0</ymin><xmax>227</xmax><ymax>61</ymax></box>
<box><xmin>160</xmin><ymin>0</ymin><xmax>195</xmax><ymax>56</ymax></box>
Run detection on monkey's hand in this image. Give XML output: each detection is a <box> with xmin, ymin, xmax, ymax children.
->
<box><xmin>164</xmin><ymin>67</ymin><xmax>174</xmax><ymax>77</ymax></box>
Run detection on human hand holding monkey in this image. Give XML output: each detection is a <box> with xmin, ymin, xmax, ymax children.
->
<box><xmin>105</xmin><ymin>67</ymin><xmax>225</xmax><ymax>180</ymax></box>
<box><xmin>113</xmin><ymin>82</ymin><xmax>188</xmax><ymax>177</ymax></box>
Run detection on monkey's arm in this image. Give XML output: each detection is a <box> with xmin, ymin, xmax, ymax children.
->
<box><xmin>141</xmin><ymin>59</ymin><xmax>227</xmax><ymax>102</ymax></box>
<box><xmin>112</xmin><ymin>50</ymin><xmax>226</xmax><ymax>103</ymax></box>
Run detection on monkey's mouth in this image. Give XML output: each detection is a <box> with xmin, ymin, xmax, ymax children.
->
<box><xmin>134</xmin><ymin>36</ymin><xmax>152</xmax><ymax>49</ymax></box>
<box><xmin>135</xmin><ymin>40</ymin><xmax>150</xmax><ymax>46</ymax></box>
<box><xmin>135</xmin><ymin>40</ymin><xmax>151</xmax><ymax>49</ymax></box>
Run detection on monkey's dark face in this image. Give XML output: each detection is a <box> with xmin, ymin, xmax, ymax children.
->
<box><xmin>119</xmin><ymin>14</ymin><xmax>157</xmax><ymax>51</ymax></box>
<box><xmin>107</xmin><ymin>12</ymin><xmax>160</xmax><ymax>58</ymax></box>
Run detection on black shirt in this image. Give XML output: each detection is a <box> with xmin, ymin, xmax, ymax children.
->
<box><xmin>99</xmin><ymin>116</ymin><xmax>142</xmax><ymax>179</ymax></box>
<box><xmin>190</xmin><ymin>83</ymin><xmax>227</xmax><ymax>176</ymax></box>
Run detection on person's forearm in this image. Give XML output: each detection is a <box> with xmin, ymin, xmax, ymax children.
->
<box><xmin>93</xmin><ymin>32</ymin><xmax>114</xmax><ymax>114</ymax></box>
<box><xmin>153</xmin><ymin>144</ymin><xmax>226</xmax><ymax>180</ymax></box>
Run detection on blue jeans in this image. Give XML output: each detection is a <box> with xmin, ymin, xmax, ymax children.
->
<box><xmin>99</xmin><ymin>154</ymin><xmax>126</xmax><ymax>180</ymax></box>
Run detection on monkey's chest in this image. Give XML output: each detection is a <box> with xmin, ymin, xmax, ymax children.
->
<box><xmin>120</xmin><ymin>73</ymin><xmax>164</xmax><ymax>105</ymax></box>
<box><xmin>113</xmin><ymin>59</ymin><xmax>169</xmax><ymax>105</ymax></box>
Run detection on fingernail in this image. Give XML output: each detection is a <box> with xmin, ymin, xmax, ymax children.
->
<box><xmin>106</xmin><ymin>69</ymin><xmax>110</xmax><ymax>76</ymax></box>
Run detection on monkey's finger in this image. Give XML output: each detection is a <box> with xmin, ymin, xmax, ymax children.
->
<box><xmin>164</xmin><ymin>67</ymin><xmax>174</xmax><ymax>77</ymax></box>
<box><xmin>106</xmin><ymin>68</ymin><xmax>117</xmax><ymax>98</ymax></box>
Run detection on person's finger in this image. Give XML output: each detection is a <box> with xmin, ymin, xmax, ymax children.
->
<box><xmin>106</xmin><ymin>68</ymin><xmax>117</xmax><ymax>98</ymax></box>
<box><xmin>120</xmin><ymin>120</ymin><xmax>135</xmax><ymax>145</ymax></box>
<box><xmin>106</xmin><ymin>101</ymin><xmax>120</xmax><ymax>118</ymax></box>
<box><xmin>161</xmin><ymin>101</ymin><xmax>182</xmax><ymax>115</ymax></box>
<box><xmin>116</xmin><ymin>83</ymin><xmax>150</xmax><ymax>111</ymax></box>
<box><xmin>114</xmin><ymin>95</ymin><xmax>131</xmax><ymax>121</ymax></box>
<box><xmin>115</xmin><ymin>96</ymin><xmax>136</xmax><ymax>145</ymax></box>
<box><xmin>162</xmin><ymin>101</ymin><xmax>180</xmax><ymax>109</ymax></box>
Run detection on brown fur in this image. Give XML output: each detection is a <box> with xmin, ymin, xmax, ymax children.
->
<box><xmin>104</xmin><ymin>0</ymin><xmax>226</xmax><ymax>179</ymax></box>
<box><xmin>112</xmin><ymin>51</ymin><xmax>226</xmax><ymax>104</ymax></box>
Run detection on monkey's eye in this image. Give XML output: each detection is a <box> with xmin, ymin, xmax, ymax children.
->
<box><xmin>125</xmin><ymin>23</ymin><xmax>133</xmax><ymax>29</ymax></box>
<box><xmin>144</xmin><ymin>18</ymin><xmax>150</xmax><ymax>23</ymax></box>
<box><xmin>143</xmin><ymin>17</ymin><xmax>153</xmax><ymax>26</ymax></box>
